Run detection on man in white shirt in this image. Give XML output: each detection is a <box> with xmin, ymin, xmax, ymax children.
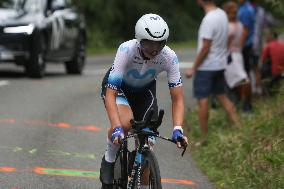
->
<box><xmin>186</xmin><ymin>0</ymin><xmax>240</xmax><ymax>146</ymax></box>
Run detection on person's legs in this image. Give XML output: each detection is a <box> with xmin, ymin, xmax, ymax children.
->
<box><xmin>193</xmin><ymin>71</ymin><xmax>214</xmax><ymax>145</ymax></box>
<box><xmin>212</xmin><ymin>70</ymin><xmax>241</xmax><ymax>127</ymax></box>
<box><xmin>197</xmin><ymin>98</ymin><xmax>209</xmax><ymax>144</ymax></box>
<box><xmin>216</xmin><ymin>95</ymin><xmax>241</xmax><ymax>128</ymax></box>
<box><xmin>241</xmin><ymin>46</ymin><xmax>253</xmax><ymax>112</ymax></box>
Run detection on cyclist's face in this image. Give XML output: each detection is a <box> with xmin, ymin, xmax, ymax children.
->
<box><xmin>140</xmin><ymin>39</ymin><xmax>166</xmax><ymax>59</ymax></box>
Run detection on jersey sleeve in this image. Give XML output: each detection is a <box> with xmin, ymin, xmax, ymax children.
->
<box><xmin>199</xmin><ymin>17</ymin><xmax>215</xmax><ymax>40</ymax></box>
<box><xmin>166</xmin><ymin>52</ymin><xmax>183</xmax><ymax>88</ymax></box>
<box><xmin>106</xmin><ymin>43</ymin><xmax>129</xmax><ymax>91</ymax></box>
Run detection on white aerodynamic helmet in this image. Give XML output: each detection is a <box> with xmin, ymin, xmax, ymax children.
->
<box><xmin>135</xmin><ymin>13</ymin><xmax>169</xmax><ymax>42</ymax></box>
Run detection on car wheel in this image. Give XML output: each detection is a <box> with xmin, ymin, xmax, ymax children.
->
<box><xmin>65</xmin><ymin>33</ymin><xmax>86</xmax><ymax>74</ymax></box>
<box><xmin>25</xmin><ymin>34</ymin><xmax>46</xmax><ymax>78</ymax></box>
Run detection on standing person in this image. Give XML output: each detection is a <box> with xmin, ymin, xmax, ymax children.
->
<box><xmin>99</xmin><ymin>13</ymin><xmax>188</xmax><ymax>189</ymax></box>
<box><xmin>223</xmin><ymin>1</ymin><xmax>249</xmax><ymax>100</ymax></box>
<box><xmin>237</xmin><ymin>0</ymin><xmax>256</xmax><ymax>112</ymax></box>
<box><xmin>186</xmin><ymin>0</ymin><xmax>240</xmax><ymax>146</ymax></box>
<box><xmin>250</xmin><ymin>0</ymin><xmax>275</xmax><ymax>95</ymax></box>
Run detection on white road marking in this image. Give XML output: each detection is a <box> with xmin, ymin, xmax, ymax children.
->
<box><xmin>179</xmin><ymin>62</ymin><xmax>194</xmax><ymax>68</ymax></box>
<box><xmin>0</xmin><ymin>80</ymin><xmax>9</xmax><ymax>87</ymax></box>
<box><xmin>84</xmin><ymin>69</ymin><xmax>108</xmax><ymax>76</ymax></box>
<box><xmin>85</xmin><ymin>62</ymin><xmax>193</xmax><ymax>76</ymax></box>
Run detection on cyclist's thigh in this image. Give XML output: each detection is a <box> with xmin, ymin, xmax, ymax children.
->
<box><xmin>118</xmin><ymin>104</ymin><xmax>133</xmax><ymax>131</ymax></box>
<box><xmin>126</xmin><ymin>83</ymin><xmax>158</xmax><ymax>121</ymax></box>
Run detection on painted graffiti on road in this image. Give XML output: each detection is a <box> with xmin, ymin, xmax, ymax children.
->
<box><xmin>0</xmin><ymin>145</ymin><xmax>96</xmax><ymax>160</ymax></box>
<box><xmin>0</xmin><ymin>118</ymin><xmax>102</xmax><ymax>132</ymax></box>
<box><xmin>0</xmin><ymin>166</ymin><xmax>196</xmax><ymax>186</ymax></box>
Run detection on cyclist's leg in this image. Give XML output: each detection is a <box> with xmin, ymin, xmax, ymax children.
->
<box><xmin>126</xmin><ymin>81</ymin><xmax>158</xmax><ymax>121</ymax></box>
<box><xmin>100</xmin><ymin>80</ymin><xmax>134</xmax><ymax>187</ymax></box>
<box><xmin>100</xmin><ymin>103</ymin><xmax>133</xmax><ymax>187</ymax></box>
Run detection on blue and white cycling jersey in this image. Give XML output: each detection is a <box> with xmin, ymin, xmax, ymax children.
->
<box><xmin>106</xmin><ymin>39</ymin><xmax>182</xmax><ymax>91</ymax></box>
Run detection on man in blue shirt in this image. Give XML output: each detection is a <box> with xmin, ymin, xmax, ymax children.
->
<box><xmin>237</xmin><ymin>0</ymin><xmax>256</xmax><ymax>112</ymax></box>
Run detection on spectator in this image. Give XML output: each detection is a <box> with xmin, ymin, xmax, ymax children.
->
<box><xmin>237</xmin><ymin>0</ymin><xmax>256</xmax><ymax>113</ymax></box>
<box><xmin>260</xmin><ymin>29</ymin><xmax>284</xmax><ymax>94</ymax></box>
<box><xmin>223</xmin><ymin>1</ymin><xmax>249</xmax><ymax>102</ymax></box>
<box><xmin>186</xmin><ymin>0</ymin><xmax>241</xmax><ymax>146</ymax></box>
<box><xmin>250</xmin><ymin>0</ymin><xmax>275</xmax><ymax>95</ymax></box>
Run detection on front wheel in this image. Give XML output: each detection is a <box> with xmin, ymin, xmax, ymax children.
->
<box><xmin>142</xmin><ymin>150</ymin><xmax>162</xmax><ymax>189</ymax></box>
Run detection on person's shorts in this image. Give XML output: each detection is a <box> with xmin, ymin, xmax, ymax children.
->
<box><xmin>101</xmin><ymin>69</ymin><xmax>158</xmax><ymax>121</ymax></box>
<box><xmin>193</xmin><ymin>70</ymin><xmax>226</xmax><ymax>99</ymax></box>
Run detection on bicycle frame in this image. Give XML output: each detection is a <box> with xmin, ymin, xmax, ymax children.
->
<box><xmin>114</xmin><ymin>109</ymin><xmax>187</xmax><ymax>189</ymax></box>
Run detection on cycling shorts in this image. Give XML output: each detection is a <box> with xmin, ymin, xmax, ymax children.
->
<box><xmin>101</xmin><ymin>69</ymin><xmax>158</xmax><ymax>121</ymax></box>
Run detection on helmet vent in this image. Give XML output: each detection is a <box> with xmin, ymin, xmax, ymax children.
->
<box><xmin>145</xmin><ymin>28</ymin><xmax>166</xmax><ymax>39</ymax></box>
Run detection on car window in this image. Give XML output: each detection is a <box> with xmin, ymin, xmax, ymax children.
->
<box><xmin>22</xmin><ymin>0</ymin><xmax>45</xmax><ymax>13</ymax></box>
<box><xmin>0</xmin><ymin>0</ymin><xmax>22</xmax><ymax>9</ymax></box>
<box><xmin>51</xmin><ymin>0</ymin><xmax>66</xmax><ymax>10</ymax></box>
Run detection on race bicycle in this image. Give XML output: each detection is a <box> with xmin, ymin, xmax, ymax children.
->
<box><xmin>113</xmin><ymin>109</ymin><xmax>187</xmax><ymax>189</ymax></box>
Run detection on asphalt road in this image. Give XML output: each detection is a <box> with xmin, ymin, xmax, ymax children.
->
<box><xmin>0</xmin><ymin>49</ymin><xmax>215</xmax><ymax>189</ymax></box>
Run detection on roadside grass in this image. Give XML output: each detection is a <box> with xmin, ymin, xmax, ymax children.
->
<box><xmin>185</xmin><ymin>83</ymin><xmax>284</xmax><ymax>189</ymax></box>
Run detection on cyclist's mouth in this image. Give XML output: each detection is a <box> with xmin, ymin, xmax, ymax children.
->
<box><xmin>151</xmin><ymin>50</ymin><xmax>158</xmax><ymax>56</ymax></box>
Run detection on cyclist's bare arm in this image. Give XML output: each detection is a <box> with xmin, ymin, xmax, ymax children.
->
<box><xmin>169</xmin><ymin>86</ymin><xmax>188</xmax><ymax>148</ymax></box>
<box><xmin>169</xmin><ymin>86</ymin><xmax>184</xmax><ymax>127</ymax></box>
<box><xmin>105</xmin><ymin>88</ymin><xmax>121</xmax><ymax>130</ymax></box>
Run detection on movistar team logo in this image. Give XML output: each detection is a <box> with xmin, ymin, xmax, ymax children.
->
<box><xmin>150</xmin><ymin>16</ymin><xmax>161</xmax><ymax>20</ymax></box>
<box><xmin>127</xmin><ymin>69</ymin><xmax>156</xmax><ymax>79</ymax></box>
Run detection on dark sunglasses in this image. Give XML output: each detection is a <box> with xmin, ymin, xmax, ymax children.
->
<box><xmin>140</xmin><ymin>39</ymin><xmax>166</xmax><ymax>53</ymax></box>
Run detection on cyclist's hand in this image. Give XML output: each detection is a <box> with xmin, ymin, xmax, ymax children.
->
<box><xmin>172</xmin><ymin>126</ymin><xmax>188</xmax><ymax>148</ymax></box>
<box><xmin>111</xmin><ymin>126</ymin><xmax>124</xmax><ymax>145</ymax></box>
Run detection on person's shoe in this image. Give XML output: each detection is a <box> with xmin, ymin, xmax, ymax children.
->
<box><xmin>100</xmin><ymin>156</ymin><xmax>115</xmax><ymax>188</ymax></box>
<box><xmin>241</xmin><ymin>102</ymin><xmax>253</xmax><ymax>113</ymax></box>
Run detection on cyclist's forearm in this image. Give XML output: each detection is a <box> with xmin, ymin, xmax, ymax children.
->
<box><xmin>170</xmin><ymin>87</ymin><xmax>184</xmax><ymax>127</ymax></box>
<box><xmin>172</xmin><ymin>100</ymin><xmax>184</xmax><ymax>126</ymax></box>
<box><xmin>105</xmin><ymin>89</ymin><xmax>121</xmax><ymax>128</ymax></box>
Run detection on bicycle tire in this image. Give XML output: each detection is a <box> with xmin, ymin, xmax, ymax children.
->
<box><xmin>113</xmin><ymin>146</ymin><xmax>128</xmax><ymax>189</ymax></box>
<box><xmin>142</xmin><ymin>149</ymin><xmax>162</xmax><ymax>189</ymax></box>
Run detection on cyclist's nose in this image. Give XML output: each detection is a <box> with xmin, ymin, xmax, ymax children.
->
<box><xmin>151</xmin><ymin>50</ymin><xmax>158</xmax><ymax>56</ymax></box>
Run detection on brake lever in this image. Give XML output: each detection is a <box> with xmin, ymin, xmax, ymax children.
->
<box><xmin>177</xmin><ymin>137</ymin><xmax>188</xmax><ymax>157</ymax></box>
<box><xmin>181</xmin><ymin>145</ymin><xmax>187</xmax><ymax>157</ymax></box>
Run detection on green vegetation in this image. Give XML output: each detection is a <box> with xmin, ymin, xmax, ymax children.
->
<box><xmin>185</xmin><ymin>83</ymin><xmax>284</xmax><ymax>189</ymax></box>
<box><xmin>74</xmin><ymin>0</ymin><xmax>201</xmax><ymax>52</ymax></box>
<box><xmin>77</xmin><ymin>0</ymin><xmax>283</xmax><ymax>54</ymax></box>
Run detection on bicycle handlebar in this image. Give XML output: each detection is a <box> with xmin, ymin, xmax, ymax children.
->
<box><xmin>128</xmin><ymin>109</ymin><xmax>187</xmax><ymax>157</ymax></box>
